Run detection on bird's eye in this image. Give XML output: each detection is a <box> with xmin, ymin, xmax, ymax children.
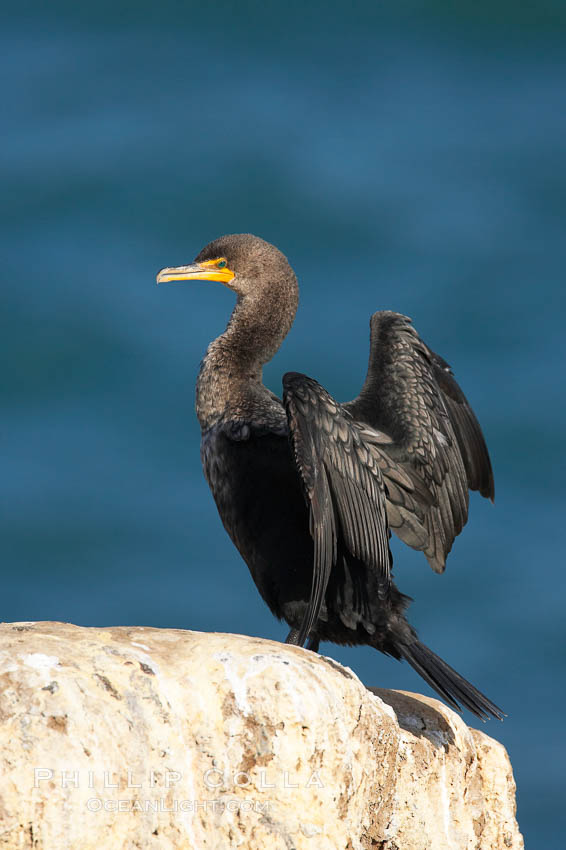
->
<box><xmin>217</xmin><ymin>259</ymin><xmax>227</xmax><ymax>268</ymax></box>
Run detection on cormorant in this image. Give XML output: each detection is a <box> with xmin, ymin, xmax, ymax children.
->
<box><xmin>157</xmin><ymin>233</ymin><xmax>503</xmax><ymax>720</ymax></box>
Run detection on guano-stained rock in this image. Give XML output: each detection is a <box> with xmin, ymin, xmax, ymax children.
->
<box><xmin>0</xmin><ymin>622</ymin><xmax>522</xmax><ymax>849</ymax></box>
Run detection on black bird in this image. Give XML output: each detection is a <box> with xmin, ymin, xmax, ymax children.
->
<box><xmin>157</xmin><ymin>233</ymin><xmax>503</xmax><ymax>721</ymax></box>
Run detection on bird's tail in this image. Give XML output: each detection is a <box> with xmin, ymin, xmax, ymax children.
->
<box><xmin>398</xmin><ymin>640</ymin><xmax>505</xmax><ymax>721</ymax></box>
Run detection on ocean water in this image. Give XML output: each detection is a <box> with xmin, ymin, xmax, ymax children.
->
<box><xmin>2</xmin><ymin>2</ymin><xmax>565</xmax><ymax>845</ymax></box>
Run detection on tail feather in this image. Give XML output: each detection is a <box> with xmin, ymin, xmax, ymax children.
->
<box><xmin>400</xmin><ymin>641</ymin><xmax>505</xmax><ymax>722</ymax></box>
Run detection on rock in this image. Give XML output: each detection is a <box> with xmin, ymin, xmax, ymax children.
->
<box><xmin>0</xmin><ymin>622</ymin><xmax>522</xmax><ymax>849</ymax></box>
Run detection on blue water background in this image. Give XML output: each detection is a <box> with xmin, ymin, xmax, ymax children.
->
<box><xmin>2</xmin><ymin>3</ymin><xmax>565</xmax><ymax>845</ymax></box>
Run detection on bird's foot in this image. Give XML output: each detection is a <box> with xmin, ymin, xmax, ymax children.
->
<box><xmin>284</xmin><ymin>628</ymin><xmax>320</xmax><ymax>654</ymax></box>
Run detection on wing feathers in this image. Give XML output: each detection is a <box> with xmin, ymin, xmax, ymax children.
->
<box><xmin>345</xmin><ymin>311</ymin><xmax>494</xmax><ymax>573</ymax></box>
<box><xmin>283</xmin><ymin>372</ymin><xmax>393</xmax><ymax>643</ymax></box>
<box><xmin>281</xmin><ymin>307</ymin><xmax>493</xmax><ymax>620</ymax></box>
<box><xmin>301</xmin><ymin>461</ymin><xmax>336</xmax><ymax>646</ymax></box>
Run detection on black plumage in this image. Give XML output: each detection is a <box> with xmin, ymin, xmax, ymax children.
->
<box><xmin>157</xmin><ymin>233</ymin><xmax>502</xmax><ymax>721</ymax></box>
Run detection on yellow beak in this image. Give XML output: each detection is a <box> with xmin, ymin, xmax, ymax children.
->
<box><xmin>156</xmin><ymin>260</ymin><xmax>235</xmax><ymax>285</ymax></box>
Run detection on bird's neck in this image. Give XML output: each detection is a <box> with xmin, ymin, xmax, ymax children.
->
<box><xmin>196</xmin><ymin>288</ymin><xmax>297</xmax><ymax>430</ymax></box>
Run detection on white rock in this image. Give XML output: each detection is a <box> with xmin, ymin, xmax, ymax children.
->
<box><xmin>0</xmin><ymin>622</ymin><xmax>522</xmax><ymax>849</ymax></box>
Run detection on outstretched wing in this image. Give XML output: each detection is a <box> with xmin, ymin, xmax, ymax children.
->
<box><xmin>427</xmin><ymin>349</ymin><xmax>494</xmax><ymax>499</ymax></box>
<box><xmin>282</xmin><ymin>372</ymin><xmax>392</xmax><ymax>646</ymax></box>
<box><xmin>344</xmin><ymin>311</ymin><xmax>494</xmax><ymax>573</ymax></box>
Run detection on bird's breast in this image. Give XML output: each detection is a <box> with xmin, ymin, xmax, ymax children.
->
<box><xmin>200</xmin><ymin>421</ymin><xmax>314</xmax><ymax>615</ymax></box>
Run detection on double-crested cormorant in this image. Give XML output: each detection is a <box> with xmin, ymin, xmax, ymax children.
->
<box><xmin>157</xmin><ymin>233</ymin><xmax>503</xmax><ymax>720</ymax></box>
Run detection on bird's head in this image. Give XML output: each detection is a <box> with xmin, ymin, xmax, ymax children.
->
<box><xmin>156</xmin><ymin>233</ymin><xmax>297</xmax><ymax>305</ymax></box>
